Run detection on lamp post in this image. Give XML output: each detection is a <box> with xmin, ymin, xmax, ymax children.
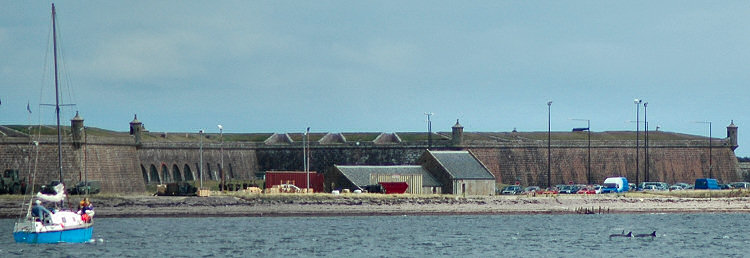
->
<box><xmin>695</xmin><ymin>121</ymin><xmax>712</xmax><ymax>178</ymax></box>
<box><xmin>634</xmin><ymin>99</ymin><xmax>642</xmax><ymax>185</ymax></box>
<box><xmin>644</xmin><ymin>102</ymin><xmax>649</xmax><ymax>182</ymax></box>
<box><xmin>199</xmin><ymin>129</ymin><xmax>204</xmax><ymax>190</ymax></box>
<box><xmin>424</xmin><ymin>112</ymin><xmax>433</xmax><ymax>149</ymax></box>
<box><xmin>304</xmin><ymin>127</ymin><xmax>310</xmax><ymax>191</ymax></box>
<box><xmin>547</xmin><ymin>101</ymin><xmax>552</xmax><ymax>188</ymax></box>
<box><xmin>572</xmin><ymin>119</ymin><xmax>590</xmax><ymax>185</ymax></box>
<box><xmin>218</xmin><ymin>124</ymin><xmax>224</xmax><ymax>191</ymax></box>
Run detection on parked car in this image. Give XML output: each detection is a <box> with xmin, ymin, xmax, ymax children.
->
<box><xmin>576</xmin><ymin>187</ymin><xmax>596</xmax><ymax>194</ymax></box>
<box><xmin>594</xmin><ymin>185</ymin><xmax>603</xmax><ymax>194</ymax></box>
<box><xmin>668</xmin><ymin>185</ymin><xmax>684</xmax><ymax>191</ymax></box>
<box><xmin>639</xmin><ymin>182</ymin><xmax>668</xmax><ymax>191</ymax></box>
<box><xmin>672</xmin><ymin>182</ymin><xmax>691</xmax><ymax>189</ymax></box>
<box><xmin>501</xmin><ymin>185</ymin><xmax>523</xmax><ymax>195</ymax></box>
<box><xmin>558</xmin><ymin>185</ymin><xmax>581</xmax><ymax>194</ymax></box>
<box><xmin>730</xmin><ymin>182</ymin><xmax>750</xmax><ymax>189</ymax></box>
<box><xmin>523</xmin><ymin>186</ymin><xmax>541</xmax><ymax>194</ymax></box>
<box><xmin>602</xmin><ymin>177</ymin><xmax>629</xmax><ymax>193</ymax></box>
<box><xmin>695</xmin><ymin>178</ymin><xmax>720</xmax><ymax>190</ymax></box>
<box><xmin>539</xmin><ymin>187</ymin><xmax>559</xmax><ymax>195</ymax></box>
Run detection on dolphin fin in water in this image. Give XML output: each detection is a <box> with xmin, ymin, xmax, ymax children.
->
<box><xmin>609</xmin><ymin>231</ymin><xmax>632</xmax><ymax>238</ymax></box>
<box><xmin>634</xmin><ymin>231</ymin><xmax>656</xmax><ymax>237</ymax></box>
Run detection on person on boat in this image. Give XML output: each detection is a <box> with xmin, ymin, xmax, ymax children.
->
<box><xmin>77</xmin><ymin>198</ymin><xmax>94</xmax><ymax>222</ymax></box>
<box><xmin>78</xmin><ymin>198</ymin><xmax>92</xmax><ymax>213</ymax></box>
<box><xmin>78</xmin><ymin>200</ymin><xmax>86</xmax><ymax>213</ymax></box>
<box><xmin>31</xmin><ymin>200</ymin><xmax>52</xmax><ymax>224</ymax></box>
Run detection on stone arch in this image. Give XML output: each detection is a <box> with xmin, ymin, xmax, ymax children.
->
<box><xmin>216</xmin><ymin>163</ymin><xmax>222</xmax><ymax>181</ymax></box>
<box><xmin>206</xmin><ymin>163</ymin><xmax>214</xmax><ymax>180</ymax></box>
<box><xmin>172</xmin><ymin>164</ymin><xmax>182</xmax><ymax>182</ymax></box>
<box><xmin>140</xmin><ymin>164</ymin><xmax>149</xmax><ymax>184</ymax></box>
<box><xmin>195</xmin><ymin>163</ymin><xmax>202</xmax><ymax>181</ymax></box>
<box><xmin>184</xmin><ymin>164</ymin><xmax>194</xmax><ymax>181</ymax></box>
<box><xmin>161</xmin><ymin>164</ymin><xmax>170</xmax><ymax>183</ymax></box>
<box><xmin>149</xmin><ymin>164</ymin><xmax>160</xmax><ymax>184</ymax></box>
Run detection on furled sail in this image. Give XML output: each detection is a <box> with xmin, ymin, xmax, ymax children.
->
<box><xmin>35</xmin><ymin>183</ymin><xmax>65</xmax><ymax>203</ymax></box>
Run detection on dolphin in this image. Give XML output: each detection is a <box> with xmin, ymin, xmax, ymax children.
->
<box><xmin>609</xmin><ymin>231</ymin><xmax>632</xmax><ymax>238</ymax></box>
<box><xmin>634</xmin><ymin>231</ymin><xmax>656</xmax><ymax>238</ymax></box>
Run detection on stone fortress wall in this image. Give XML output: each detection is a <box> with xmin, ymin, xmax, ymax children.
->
<box><xmin>0</xmin><ymin>117</ymin><xmax>743</xmax><ymax>193</ymax></box>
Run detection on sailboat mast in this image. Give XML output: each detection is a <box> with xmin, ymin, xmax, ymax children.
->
<box><xmin>52</xmin><ymin>3</ymin><xmax>63</xmax><ymax>183</ymax></box>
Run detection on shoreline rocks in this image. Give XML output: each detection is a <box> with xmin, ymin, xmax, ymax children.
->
<box><xmin>2</xmin><ymin>194</ymin><xmax>750</xmax><ymax>218</ymax></box>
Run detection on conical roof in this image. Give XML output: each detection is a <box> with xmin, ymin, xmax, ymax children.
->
<box><xmin>130</xmin><ymin>114</ymin><xmax>141</xmax><ymax>124</ymax></box>
<box><xmin>452</xmin><ymin>119</ymin><xmax>463</xmax><ymax>128</ymax></box>
<box><xmin>71</xmin><ymin>111</ymin><xmax>83</xmax><ymax>121</ymax></box>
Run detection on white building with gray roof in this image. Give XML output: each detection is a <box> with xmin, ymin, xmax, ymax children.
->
<box><xmin>418</xmin><ymin>150</ymin><xmax>496</xmax><ymax>195</ymax></box>
<box><xmin>327</xmin><ymin>149</ymin><xmax>495</xmax><ymax>195</ymax></box>
<box><xmin>330</xmin><ymin>165</ymin><xmax>442</xmax><ymax>194</ymax></box>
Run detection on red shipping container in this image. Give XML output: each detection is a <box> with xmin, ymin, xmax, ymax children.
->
<box><xmin>379</xmin><ymin>182</ymin><xmax>409</xmax><ymax>194</ymax></box>
<box><xmin>265</xmin><ymin>171</ymin><xmax>324</xmax><ymax>193</ymax></box>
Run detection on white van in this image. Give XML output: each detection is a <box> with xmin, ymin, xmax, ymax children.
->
<box><xmin>602</xmin><ymin>177</ymin><xmax>629</xmax><ymax>193</ymax></box>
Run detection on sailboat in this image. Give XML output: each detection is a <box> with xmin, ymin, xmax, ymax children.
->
<box><xmin>12</xmin><ymin>3</ymin><xmax>94</xmax><ymax>244</ymax></box>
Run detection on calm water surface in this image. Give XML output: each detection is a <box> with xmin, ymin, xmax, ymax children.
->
<box><xmin>1</xmin><ymin>213</ymin><xmax>749</xmax><ymax>257</ymax></box>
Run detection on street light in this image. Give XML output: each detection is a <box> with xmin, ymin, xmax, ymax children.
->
<box><xmin>199</xmin><ymin>129</ymin><xmax>204</xmax><ymax>190</ymax></box>
<box><xmin>695</xmin><ymin>121</ymin><xmax>712</xmax><ymax>178</ymax></box>
<box><xmin>424</xmin><ymin>112</ymin><xmax>433</xmax><ymax>149</ymax></box>
<box><xmin>304</xmin><ymin>127</ymin><xmax>310</xmax><ymax>191</ymax></box>
<box><xmin>644</xmin><ymin>102</ymin><xmax>649</xmax><ymax>182</ymax></box>
<box><xmin>218</xmin><ymin>124</ymin><xmax>224</xmax><ymax>191</ymax></box>
<box><xmin>571</xmin><ymin>119</ymin><xmax>590</xmax><ymax>185</ymax></box>
<box><xmin>547</xmin><ymin>101</ymin><xmax>552</xmax><ymax>188</ymax></box>
<box><xmin>634</xmin><ymin>99</ymin><xmax>642</xmax><ymax>185</ymax></box>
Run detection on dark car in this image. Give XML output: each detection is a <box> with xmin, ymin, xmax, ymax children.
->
<box><xmin>523</xmin><ymin>186</ymin><xmax>541</xmax><ymax>194</ymax></box>
<box><xmin>558</xmin><ymin>185</ymin><xmax>581</xmax><ymax>194</ymax></box>
<box><xmin>731</xmin><ymin>182</ymin><xmax>750</xmax><ymax>189</ymax></box>
<box><xmin>69</xmin><ymin>181</ymin><xmax>101</xmax><ymax>195</ymax></box>
<box><xmin>501</xmin><ymin>185</ymin><xmax>523</xmax><ymax>195</ymax></box>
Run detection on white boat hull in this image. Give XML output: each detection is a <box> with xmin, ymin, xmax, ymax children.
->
<box><xmin>13</xmin><ymin>210</ymin><xmax>94</xmax><ymax>244</ymax></box>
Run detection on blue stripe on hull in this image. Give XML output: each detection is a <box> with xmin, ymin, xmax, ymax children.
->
<box><xmin>13</xmin><ymin>226</ymin><xmax>93</xmax><ymax>244</ymax></box>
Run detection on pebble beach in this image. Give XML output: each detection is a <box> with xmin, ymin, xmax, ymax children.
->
<box><xmin>4</xmin><ymin>192</ymin><xmax>750</xmax><ymax>218</ymax></box>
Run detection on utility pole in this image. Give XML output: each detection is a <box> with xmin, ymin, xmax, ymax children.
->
<box><xmin>424</xmin><ymin>112</ymin><xmax>433</xmax><ymax>149</ymax></box>
<box><xmin>547</xmin><ymin>101</ymin><xmax>552</xmax><ymax>188</ymax></box>
<box><xmin>199</xmin><ymin>129</ymin><xmax>204</xmax><ymax>190</ymax></box>
<box><xmin>634</xmin><ymin>99</ymin><xmax>642</xmax><ymax>185</ymax></box>
<box><xmin>218</xmin><ymin>125</ymin><xmax>224</xmax><ymax>191</ymax></box>
<box><xmin>644</xmin><ymin>102</ymin><xmax>649</xmax><ymax>182</ymax></box>
<box><xmin>305</xmin><ymin>127</ymin><xmax>310</xmax><ymax>191</ymax></box>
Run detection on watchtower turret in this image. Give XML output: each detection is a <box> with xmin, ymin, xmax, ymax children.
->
<box><xmin>727</xmin><ymin>120</ymin><xmax>738</xmax><ymax>151</ymax></box>
<box><xmin>71</xmin><ymin>111</ymin><xmax>84</xmax><ymax>147</ymax></box>
<box><xmin>452</xmin><ymin>119</ymin><xmax>464</xmax><ymax>147</ymax></box>
<box><xmin>129</xmin><ymin>114</ymin><xmax>143</xmax><ymax>146</ymax></box>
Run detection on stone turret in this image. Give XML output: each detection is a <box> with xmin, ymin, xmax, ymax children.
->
<box><xmin>727</xmin><ymin>120</ymin><xmax>738</xmax><ymax>151</ymax></box>
<box><xmin>129</xmin><ymin>114</ymin><xmax>143</xmax><ymax>146</ymax></box>
<box><xmin>70</xmin><ymin>111</ymin><xmax>84</xmax><ymax>147</ymax></box>
<box><xmin>452</xmin><ymin>119</ymin><xmax>464</xmax><ymax>147</ymax></box>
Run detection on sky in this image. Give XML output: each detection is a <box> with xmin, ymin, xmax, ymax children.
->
<box><xmin>1</xmin><ymin>1</ymin><xmax>749</xmax><ymax>156</ymax></box>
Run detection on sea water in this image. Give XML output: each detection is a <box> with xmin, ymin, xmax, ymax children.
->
<box><xmin>1</xmin><ymin>213</ymin><xmax>749</xmax><ymax>257</ymax></box>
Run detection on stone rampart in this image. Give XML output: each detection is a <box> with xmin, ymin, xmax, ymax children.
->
<box><xmin>0</xmin><ymin>133</ymin><xmax>742</xmax><ymax>193</ymax></box>
<box><xmin>470</xmin><ymin>142</ymin><xmax>741</xmax><ymax>187</ymax></box>
<box><xmin>0</xmin><ymin>135</ymin><xmax>143</xmax><ymax>193</ymax></box>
